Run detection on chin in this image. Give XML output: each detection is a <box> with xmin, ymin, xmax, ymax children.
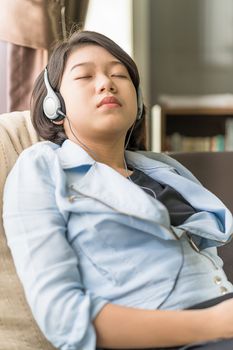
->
<box><xmin>100</xmin><ymin>121</ymin><xmax>130</xmax><ymax>133</ymax></box>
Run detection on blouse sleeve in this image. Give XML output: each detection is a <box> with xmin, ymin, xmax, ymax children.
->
<box><xmin>2</xmin><ymin>146</ymin><xmax>108</xmax><ymax>350</ymax></box>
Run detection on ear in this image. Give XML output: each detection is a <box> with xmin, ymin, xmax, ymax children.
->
<box><xmin>51</xmin><ymin>120</ymin><xmax>64</xmax><ymax>125</ymax></box>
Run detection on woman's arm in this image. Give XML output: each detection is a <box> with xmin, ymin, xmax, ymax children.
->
<box><xmin>3</xmin><ymin>145</ymin><xmax>108</xmax><ymax>350</ymax></box>
<box><xmin>94</xmin><ymin>300</ymin><xmax>233</xmax><ymax>348</ymax></box>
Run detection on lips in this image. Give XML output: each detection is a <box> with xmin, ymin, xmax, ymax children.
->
<box><xmin>97</xmin><ymin>96</ymin><xmax>121</xmax><ymax>107</ymax></box>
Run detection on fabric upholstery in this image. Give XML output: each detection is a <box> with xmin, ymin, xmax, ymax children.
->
<box><xmin>0</xmin><ymin>111</ymin><xmax>55</xmax><ymax>349</ymax></box>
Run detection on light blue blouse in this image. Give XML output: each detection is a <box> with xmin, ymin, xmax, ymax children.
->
<box><xmin>3</xmin><ymin>139</ymin><xmax>233</xmax><ymax>350</ymax></box>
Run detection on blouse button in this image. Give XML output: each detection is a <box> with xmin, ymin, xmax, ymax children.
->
<box><xmin>220</xmin><ymin>286</ymin><xmax>228</xmax><ymax>295</ymax></box>
<box><xmin>213</xmin><ymin>276</ymin><xmax>222</xmax><ymax>285</ymax></box>
<box><xmin>68</xmin><ymin>195</ymin><xmax>77</xmax><ymax>203</ymax></box>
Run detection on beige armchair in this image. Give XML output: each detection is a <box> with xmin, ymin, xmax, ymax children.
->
<box><xmin>0</xmin><ymin>111</ymin><xmax>55</xmax><ymax>349</ymax></box>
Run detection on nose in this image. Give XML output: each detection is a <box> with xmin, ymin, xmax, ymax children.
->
<box><xmin>96</xmin><ymin>75</ymin><xmax>117</xmax><ymax>94</ymax></box>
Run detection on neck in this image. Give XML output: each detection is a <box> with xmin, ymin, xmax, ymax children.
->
<box><xmin>69</xmin><ymin>134</ymin><xmax>130</xmax><ymax>173</ymax></box>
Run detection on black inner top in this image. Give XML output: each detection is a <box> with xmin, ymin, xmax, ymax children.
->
<box><xmin>128</xmin><ymin>167</ymin><xmax>197</xmax><ymax>226</ymax></box>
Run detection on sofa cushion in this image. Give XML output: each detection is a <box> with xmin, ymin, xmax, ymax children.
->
<box><xmin>0</xmin><ymin>111</ymin><xmax>55</xmax><ymax>349</ymax></box>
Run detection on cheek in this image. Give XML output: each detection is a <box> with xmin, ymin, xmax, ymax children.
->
<box><xmin>60</xmin><ymin>83</ymin><xmax>84</xmax><ymax>110</ymax></box>
<box><xmin>128</xmin><ymin>96</ymin><xmax>138</xmax><ymax>120</ymax></box>
<box><xmin>63</xmin><ymin>115</ymin><xmax>86</xmax><ymax>137</ymax></box>
<box><xmin>126</xmin><ymin>87</ymin><xmax>138</xmax><ymax>118</ymax></box>
<box><xmin>63</xmin><ymin>93</ymin><xmax>86</xmax><ymax>117</ymax></box>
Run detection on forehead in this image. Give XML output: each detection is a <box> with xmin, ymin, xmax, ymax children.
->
<box><xmin>65</xmin><ymin>44</ymin><xmax>126</xmax><ymax>71</ymax></box>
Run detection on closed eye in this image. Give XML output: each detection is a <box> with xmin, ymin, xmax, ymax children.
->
<box><xmin>112</xmin><ymin>74</ymin><xmax>128</xmax><ymax>78</ymax></box>
<box><xmin>74</xmin><ymin>76</ymin><xmax>92</xmax><ymax>80</ymax></box>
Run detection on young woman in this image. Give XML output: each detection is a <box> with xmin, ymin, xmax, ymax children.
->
<box><xmin>3</xmin><ymin>30</ymin><xmax>233</xmax><ymax>350</ymax></box>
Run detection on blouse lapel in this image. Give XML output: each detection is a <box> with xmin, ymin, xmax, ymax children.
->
<box><xmin>126</xmin><ymin>151</ymin><xmax>233</xmax><ymax>236</ymax></box>
<box><xmin>69</xmin><ymin>161</ymin><xmax>171</xmax><ymax>229</ymax></box>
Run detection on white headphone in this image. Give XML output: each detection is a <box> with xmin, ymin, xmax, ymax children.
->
<box><xmin>43</xmin><ymin>67</ymin><xmax>144</xmax><ymax>122</ymax></box>
<box><xmin>43</xmin><ymin>68</ymin><xmax>66</xmax><ymax>121</ymax></box>
<box><xmin>136</xmin><ymin>86</ymin><xmax>144</xmax><ymax>121</ymax></box>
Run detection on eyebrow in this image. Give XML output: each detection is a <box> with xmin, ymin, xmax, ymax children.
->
<box><xmin>70</xmin><ymin>60</ymin><xmax>125</xmax><ymax>72</ymax></box>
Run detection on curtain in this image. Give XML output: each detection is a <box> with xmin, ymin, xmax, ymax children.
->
<box><xmin>0</xmin><ymin>0</ymin><xmax>89</xmax><ymax>112</ymax></box>
<box><xmin>6</xmin><ymin>45</ymin><xmax>48</xmax><ymax>112</ymax></box>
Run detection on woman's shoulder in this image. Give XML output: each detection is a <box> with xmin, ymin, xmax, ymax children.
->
<box><xmin>134</xmin><ymin>150</ymin><xmax>201</xmax><ymax>185</ymax></box>
<box><xmin>18</xmin><ymin>140</ymin><xmax>60</xmax><ymax>162</ymax></box>
<box><xmin>4</xmin><ymin>141</ymin><xmax>63</xmax><ymax>194</ymax></box>
<box><xmin>10</xmin><ymin>141</ymin><xmax>61</xmax><ymax>179</ymax></box>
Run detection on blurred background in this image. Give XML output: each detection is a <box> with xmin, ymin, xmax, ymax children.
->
<box><xmin>1</xmin><ymin>0</ymin><xmax>233</xmax><ymax>152</ymax></box>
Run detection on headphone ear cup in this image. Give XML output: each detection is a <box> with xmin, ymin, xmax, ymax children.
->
<box><xmin>136</xmin><ymin>87</ymin><xmax>143</xmax><ymax>120</ymax></box>
<box><xmin>43</xmin><ymin>68</ymin><xmax>66</xmax><ymax>121</ymax></box>
<box><xmin>55</xmin><ymin>92</ymin><xmax>66</xmax><ymax>118</ymax></box>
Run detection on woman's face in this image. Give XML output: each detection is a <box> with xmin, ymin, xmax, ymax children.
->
<box><xmin>59</xmin><ymin>44</ymin><xmax>138</xmax><ymax>144</ymax></box>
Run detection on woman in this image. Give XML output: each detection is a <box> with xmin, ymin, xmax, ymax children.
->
<box><xmin>3</xmin><ymin>30</ymin><xmax>233</xmax><ymax>350</ymax></box>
